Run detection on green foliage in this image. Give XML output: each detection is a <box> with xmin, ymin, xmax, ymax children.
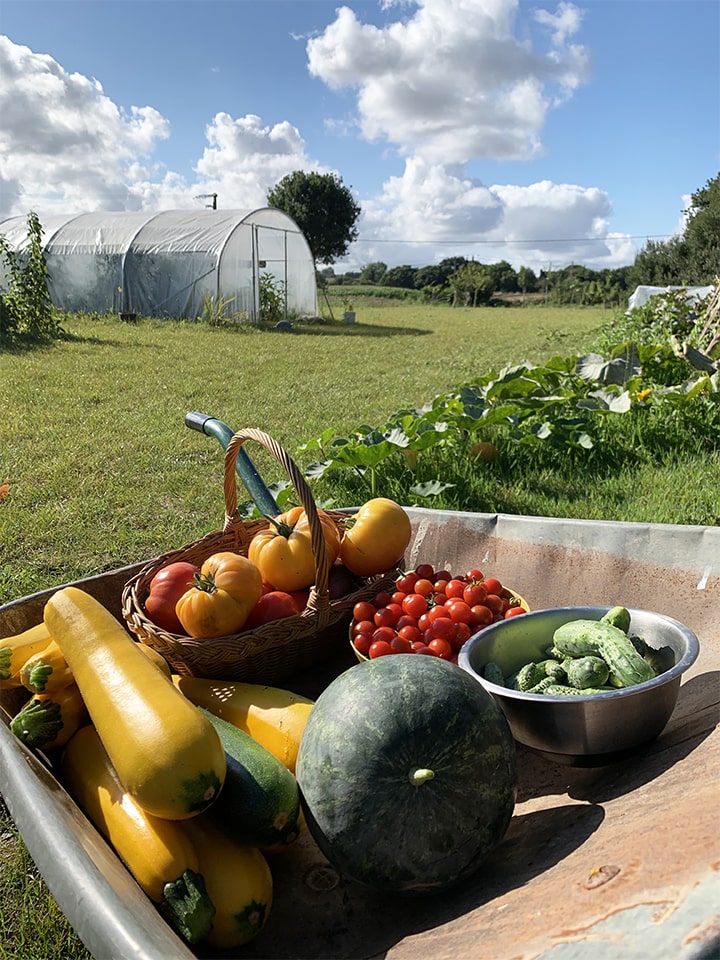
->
<box><xmin>267</xmin><ymin>170</ymin><xmax>361</xmax><ymax>266</ymax></box>
<box><xmin>448</xmin><ymin>261</ymin><xmax>494</xmax><ymax>306</ymax></box>
<box><xmin>258</xmin><ymin>272</ymin><xmax>287</xmax><ymax>323</ymax></box>
<box><xmin>383</xmin><ymin>264</ymin><xmax>418</xmax><ymax>289</ymax></box>
<box><xmin>359</xmin><ymin>261</ymin><xmax>387</xmax><ymax>284</ymax></box>
<box><xmin>0</xmin><ymin>211</ymin><xmax>60</xmax><ymax>344</ymax></box>
<box><xmin>197</xmin><ymin>290</ymin><xmax>247</xmax><ymax>327</ymax></box>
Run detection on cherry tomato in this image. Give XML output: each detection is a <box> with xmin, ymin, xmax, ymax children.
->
<box><xmin>414</xmin><ymin>644</ymin><xmax>438</xmax><ymax>656</ymax></box>
<box><xmin>427</xmin><ymin>605</ymin><xmax>451</xmax><ymax>623</ymax></box>
<box><xmin>398</xmin><ymin>624</ymin><xmax>422</xmax><ymax>645</ymax></box>
<box><xmin>429</xmin><ymin>617</ymin><xmax>456</xmax><ymax>641</ymax></box>
<box><xmin>451</xmin><ymin>622</ymin><xmax>472</xmax><ymax>650</ymax></box>
<box><xmin>374</xmin><ymin>590</ymin><xmax>393</xmax><ymax>609</ymax></box>
<box><xmin>483</xmin><ymin>577</ymin><xmax>503</xmax><ymax>596</ymax></box>
<box><xmin>428</xmin><ymin>638</ymin><xmax>453</xmax><ymax>660</ymax></box>
<box><xmin>414</xmin><ymin>563</ymin><xmax>435</xmax><ymax>580</ymax></box>
<box><xmin>465</xmin><ymin>568</ymin><xmax>484</xmax><ymax>582</ymax></box>
<box><xmin>484</xmin><ymin>594</ymin><xmax>504</xmax><ymax>616</ymax></box>
<box><xmin>396</xmin><ymin>571</ymin><xmax>419</xmax><ymax>594</ymax></box>
<box><xmin>402</xmin><ymin>593</ymin><xmax>428</xmax><ymax>619</ymax></box>
<box><xmin>352</xmin><ymin>618</ymin><xmax>374</xmax><ymax>635</ymax></box>
<box><xmin>391</xmin><ymin>591</ymin><xmax>407</xmax><ymax>606</ymax></box>
<box><xmin>505</xmin><ymin>606</ymin><xmax>527</xmax><ymax>618</ymax></box>
<box><xmin>369</xmin><ymin>640</ymin><xmax>393</xmax><ymax>658</ymax></box>
<box><xmin>374</xmin><ymin>604</ymin><xmax>402</xmax><ymax>628</ymax></box>
<box><xmin>469</xmin><ymin>604</ymin><xmax>494</xmax><ymax>627</ymax></box>
<box><xmin>444</xmin><ymin>579</ymin><xmax>466</xmax><ymax>600</ymax></box>
<box><xmin>396</xmin><ymin>614</ymin><xmax>419</xmax><ymax>630</ymax></box>
<box><xmin>463</xmin><ymin>582</ymin><xmax>487</xmax><ymax>606</ymax></box>
<box><xmin>447</xmin><ymin>600</ymin><xmax>472</xmax><ymax>624</ymax></box>
<box><xmin>410</xmin><ymin>641</ymin><xmax>429</xmax><ymax>653</ymax></box>
<box><xmin>434</xmin><ymin>570</ymin><xmax>452</xmax><ymax>582</ymax></box>
<box><xmin>390</xmin><ymin>635</ymin><xmax>413</xmax><ymax>654</ymax></box>
<box><xmin>352</xmin><ymin>601</ymin><xmax>376</xmax><ymax>623</ymax></box>
<box><xmin>353</xmin><ymin>633</ymin><xmax>372</xmax><ymax>656</ymax></box>
<box><xmin>371</xmin><ymin>626</ymin><xmax>397</xmax><ymax>645</ymax></box>
<box><xmin>413</xmin><ymin>578</ymin><xmax>435</xmax><ymax>597</ymax></box>
<box><xmin>433</xmin><ymin>579</ymin><xmax>449</xmax><ymax>595</ymax></box>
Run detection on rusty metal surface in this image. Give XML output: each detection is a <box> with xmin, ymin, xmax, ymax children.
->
<box><xmin>1</xmin><ymin>510</ymin><xmax>719</xmax><ymax>960</ymax></box>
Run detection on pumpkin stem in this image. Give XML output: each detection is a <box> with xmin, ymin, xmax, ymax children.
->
<box><xmin>409</xmin><ymin>767</ymin><xmax>435</xmax><ymax>786</ymax></box>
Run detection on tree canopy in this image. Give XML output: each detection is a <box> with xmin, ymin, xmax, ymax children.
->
<box><xmin>267</xmin><ymin>171</ymin><xmax>361</xmax><ymax>266</ymax></box>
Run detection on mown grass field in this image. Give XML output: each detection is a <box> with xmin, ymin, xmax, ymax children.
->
<box><xmin>1</xmin><ymin>295</ymin><xmax>718</xmax><ymax>960</ymax></box>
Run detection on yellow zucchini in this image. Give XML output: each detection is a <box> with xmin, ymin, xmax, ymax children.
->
<box><xmin>135</xmin><ymin>641</ymin><xmax>172</xmax><ymax>678</ymax></box>
<box><xmin>173</xmin><ymin>675</ymin><xmax>314</xmax><ymax>773</ymax></box>
<box><xmin>182</xmin><ymin>815</ymin><xmax>273</xmax><ymax>949</ymax></box>
<box><xmin>20</xmin><ymin>638</ymin><xmax>74</xmax><ymax>693</ymax></box>
<box><xmin>10</xmin><ymin>682</ymin><xmax>89</xmax><ymax>751</ymax></box>
<box><xmin>0</xmin><ymin>622</ymin><xmax>53</xmax><ymax>687</ymax></box>
<box><xmin>44</xmin><ymin>587</ymin><xmax>226</xmax><ymax>819</ymax></box>
<box><xmin>62</xmin><ymin>725</ymin><xmax>215</xmax><ymax>945</ymax></box>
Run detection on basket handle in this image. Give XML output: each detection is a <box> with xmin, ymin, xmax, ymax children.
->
<box><xmin>222</xmin><ymin>428</ymin><xmax>331</xmax><ymax>597</ymax></box>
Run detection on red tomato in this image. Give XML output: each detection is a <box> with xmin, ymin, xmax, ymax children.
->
<box><xmin>444</xmin><ymin>579</ymin><xmax>466</xmax><ymax>600</ymax></box>
<box><xmin>446</xmin><ymin>600</ymin><xmax>472</xmax><ymax>624</ymax></box>
<box><xmin>374</xmin><ymin>604</ymin><xmax>402</xmax><ymax>628</ymax></box>
<box><xmin>415</xmin><ymin>644</ymin><xmax>439</xmax><ymax>656</ymax></box>
<box><xmin>505</xmin><ymin>606</ymin><xmax>527</xmax><ymax>618</ymax></box>
<box><xmin>482</xmin><ymin>577</ymin><xmax>503</xmax><ymax>596</ymax></box>
<box><xmin>463</xmin><ymin>582</ymin><xmax>487</xmax><ymax>606</ymax></box>
<box><xmin>410</xmin><ymin>641</ymin><xmax>428</xmax><ymax>652</ymax></box>
<box><xmin>369</xmin><ymin>640</ymin><xmax>393</xmax><ymax>658</ymax></box>
<box><xmin>465</xmin><ymin>568</ymin><xmax>484</xmax><ymax>582</ymax></box>
<box><xmin>427</xmin><ymin>605</ymin><xmax>451</xmax><ymax>623</ymax></box>
<box><xmin>398</xmin><ymin>624</ymin><xmax>422</xmax><ymax>645</ymax></box>
<box><xmin>371</xmin><ymin>626</ymin><xmax>397</xmax><ymax>645</ymax></box>
<box><xmin>414</xmin><ymin>563</ymin><xmax>435</xmax><ymax>580</ymax></box>
<box><xmin>374</xmin><ymin>590</ymin><xmax>393</xmax><ymax>608</ymax></box>
<box><xmin>353</xmin><ymin>633</ymin><xmax>372</xmax><ymax>656</ymax></box>
<box><xmin>428</xmin><ymin>638</ymin><xmax>453</xmax><ymax>660</ymax></box>
<box><xmin>402</xmin><ymin>593</ymin><xmax>428</xmax><ymax>619</ymax></box>
<box><xmin>413</xmin><ymin>578</ymin><xmax>435</xmax><ymax>597</ymax></box>
<box><xmin>391</xmin><ymin>591</ymin><xmax>407</xmax><ymax>606</ymax></box>
<box><xmin>352</xmin><ymin>619</ymin><xmax>375</xmax><ymax>636</ymax></box>
<box><xmin>470</xmin><ymin>604</ymin><xmax>494</xmax><ymax>627</ymax></box>
<box><xmin>390</xmin><ymin>635</ymin><xmax>413</xmax><ymax>654</ymax></box>
<box><xmin>396</xmin><ymin>614</ymin><xmax>418</xmax><ymax>630</ymax></box>
<box><xmin>429</xmin><ymin>617</ymin><xmax>456</xmax><ymax>641</ymax></box>
<box><xmin>396</xmin><ymin>571</ymin><xmax>419</xmax><ymax>594</ymax></box>
<box><xmin>434</xmin><ymin>570</ymin><xmax>452</xmax><ymax>582</ymax></box>
<box><xmin>484</xmin><ymin>594</ymin><xmax>504</xmax><ymax>616</ymax></box>
<box><xmin>451</xmin><ymin>622</ymin><xmax>471</xmax><ymax>650</ymax></box>
<box><xmin>144</xmin><ymin>561</ymin><xmax>201</xmax><ymax>633</ymax></box>
<box><xmin>244</xmin><ymin>591</ymin><xmax>301</xmax><ymax>630</ymax></box>
<box><xmin>353</xmin><ymin>601</ymin><xmax>376</xmax><ymax>622</ymax></box>
<box><xmin>433</xmin><ymin>579</ymin><xmax>449</xmax><ymax>595</ymax></box>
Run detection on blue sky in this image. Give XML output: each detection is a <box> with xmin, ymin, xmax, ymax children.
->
<box><xmin>1</xmin><ymin>0</ymin><xmax>718</xmax><ymax>274</ymax></box>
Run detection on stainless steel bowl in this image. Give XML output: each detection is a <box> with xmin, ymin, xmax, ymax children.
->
<box><xmin>457</xmin><ymin>606</ymin><xmax>700</xmax><ymax>765</ymax></box>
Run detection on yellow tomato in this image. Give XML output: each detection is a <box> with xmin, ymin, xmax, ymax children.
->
<box><xmin>249</xmin><ymin>508</ymin><xmax>340</xmax><ymax>592</ymax></box>
<box><xmin>339</xmin><ymin>498</ymin><xmax>412</xmax><ymax>577</ymax></box>
<box><xmin>175</xmin><ymin>552</ymin><xmax>263</xmax><ymax>638</ymax></box>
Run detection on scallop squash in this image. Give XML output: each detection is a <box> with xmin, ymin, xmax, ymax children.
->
<box><xmin>296</xmin><ymin>655</ymin><xmax>517</xmax><ymax>894</ymax></box>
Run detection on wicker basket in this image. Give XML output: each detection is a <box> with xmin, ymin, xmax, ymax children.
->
<box><xmin>121</xmin><ymin>427</ymin><xmax>401</xmax><ymax>683</ymax></box>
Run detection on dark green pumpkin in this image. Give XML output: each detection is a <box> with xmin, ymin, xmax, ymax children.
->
<box><xmin>296</xmin><ymin>655</ymin><xmax>517</xmax><ymax>894</ymax></box>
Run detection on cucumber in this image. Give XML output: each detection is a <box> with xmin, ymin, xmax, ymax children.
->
<box><xmin>199</xmin><ymin>708</ymin><xmax>302</xmax><ymax>851</ymax></box>
<box><xmin>600</xmin><ymin>606</ymin><xmax>631</xmax><ymax>633</ymax></box>
<box><xmin>562</xmin><ymin>655</ymin><xmax>610</xmax><ymax>689</ymax></box>
<box><xmin>552</xmin><ymin>619</ymin><xmax>655</xmax><ymax>688</ymax></box>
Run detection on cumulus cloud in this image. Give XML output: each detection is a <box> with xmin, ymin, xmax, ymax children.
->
<box><xmin>307</xmin><ymin>0</ymin><xmax>589</xmax><ymax>164</ymax></box>
<box><xmin>0</xmin><ymin>36</ymin><xmax>170</xmax><ymax>216</ymax></box>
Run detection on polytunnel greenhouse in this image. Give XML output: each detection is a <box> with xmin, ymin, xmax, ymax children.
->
<box><xmin>0</xmin><ymin>209</ymin><xmax>318</xmax><ymax>322</ymax></box>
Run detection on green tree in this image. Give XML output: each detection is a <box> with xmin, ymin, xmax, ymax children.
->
<box><xmin>486</xmin><ymin>260</ymin><xmax>518</xmax><ymax>293</ymax></box>
<box><xmin>448</xmin><ymin>262</ymin><xmax>494</xmax><ymax>306</ymax></box>
<box><xmin>0</xmin><ymin>210</ymin><xmax>58</xmax><ymax>343</ymax></box>
<box><xmin>267</xmin><ymin>171</ymin><xmax>361</xmax><ymax>266</ymax></box>
<box><xmin>383</xmin><ymin>264</ymin><xmax>418</xmax><ymax>288</ymax></box>
<box><xmin>359</xmin><ymin>261</ymin><xmax>387</xmax><ymax>284</ymax></box>
<box><xmin>517</xmin><ymin>266</ymin><xmax>538</xmax><ymax>294</ymax></box>
<box><xmin>681</xmin><ymin>173</ymin><xmax>720</xmax><ymax>282</ymax></box>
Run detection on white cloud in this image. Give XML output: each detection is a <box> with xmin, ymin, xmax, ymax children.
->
<box><xmin>307</xmin><ymin>0</ymin><xmax>590</xmax><ymax>164</ymax></box>
<box><xmin>0</xmin><ymin>36</ymin><xmax>169</xmax><ymax>216</ymax></box>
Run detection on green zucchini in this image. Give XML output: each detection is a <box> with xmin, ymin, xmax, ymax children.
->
<box><xmin>552</xmin><ymin>619</ymin><xmax>655</xmax><ymax>688</ymax></box>
<box><xmin>199</xmin><ymin>708</ymin><xmax>302</xmax><ymax>851</ymax></box>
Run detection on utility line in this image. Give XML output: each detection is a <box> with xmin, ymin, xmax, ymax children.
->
<box><xmin>353</xmin><ymin>234</ymin><xmax>674</xmax><ymax>245</ymax></box>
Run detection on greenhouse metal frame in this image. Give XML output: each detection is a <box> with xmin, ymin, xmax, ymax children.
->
<box><xmin>0</xmin><ymin>209</ymin><xmax>318</xmax><ymax>322</ymax></box>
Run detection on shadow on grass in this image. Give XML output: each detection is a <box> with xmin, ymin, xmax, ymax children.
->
<box><xmin>278</xmin><ymin>321</ymin><xmax>432</xmax><ymax>338</ymax></box>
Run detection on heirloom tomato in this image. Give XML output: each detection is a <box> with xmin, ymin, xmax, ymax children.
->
<box><xmin>248</xmin><ymin>506</ymin><xmax>340</xmax><ymax>592</ymax></box>
<box><xmin>175</xmin><ymin>552</ymin><xmax>263</xmax><ymax>639</ymax></box>
<box><xmin>339</xmin><ymin>498</ymin><xmax>412</xmax><ymax>577</ymax></box>
<box><xmin>244</xmin><ymin>590</ymin><xmax>302</xmax><ymax>630</ymax></box>
<box><xmin>144</xmin><ymin>561</ymin><xmax>200</xmax><ymax>633</ymax></box>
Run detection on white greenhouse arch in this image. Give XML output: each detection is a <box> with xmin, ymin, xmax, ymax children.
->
<box><xmin>0</xmin><ymin>209</ymin><xmax>318</xmax><ymax>322</ymax></box>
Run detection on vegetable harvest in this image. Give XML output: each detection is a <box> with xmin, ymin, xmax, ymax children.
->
<box><xmin>44</xmin><ymin>587</ymin><xmax>226</xmax><ymax>819</ymax></box>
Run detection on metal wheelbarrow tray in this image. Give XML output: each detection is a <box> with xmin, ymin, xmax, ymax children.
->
<box><xmin>1</xmin><ymin>509</ymin><xmax>719</xmax><ymax>960</ymax></box>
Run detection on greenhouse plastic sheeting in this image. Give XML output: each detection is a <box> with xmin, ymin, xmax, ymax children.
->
<box><xmin>627</xmin><ymin>284</ymin><xmax>715</xmax><ymax>310</ymax></box>
<box><xmin>0</xmin><ymin>208</ymin><xmax>318</xmax><ymax>321</ymax></box>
